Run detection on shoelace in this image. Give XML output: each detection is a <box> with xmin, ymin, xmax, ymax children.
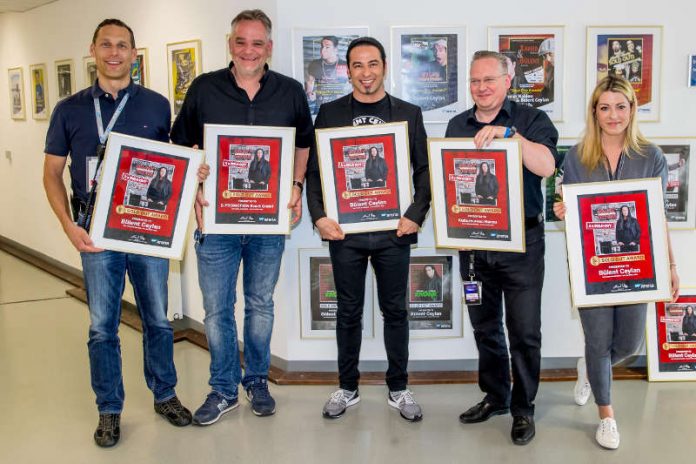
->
<box><xmin>329</xmin><ymin>389</ymin><xmax>350</xmax><ymax>404</ymax></box>
<box><xmin>251</xmin><ymin>382</ymin><xmax>271</xmax><ymax>400</ymax></box>
<box><xmin>393</xmin><ymin>390</ymin><xmax>416</xmax><ymax>405</ymax></box>
<box><xmin>160</xmin><ymin>398</ymin><xmax>185</xmax><ymax>415</ymax></box>
<box><xmin>98</xmin><ymin>414</ymin><xmax>118</xmax><ymax>431</ymax></box>
<box><xmin>600</xmin><ymin>419</ymin><xmax>616</xmax><ymax>434</ymax></box>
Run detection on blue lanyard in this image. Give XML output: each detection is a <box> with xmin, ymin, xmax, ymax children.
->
<box><xmin>93</xmin><ymin>92</ymin><xmax>129</xmax><ymax>145</ymax></box>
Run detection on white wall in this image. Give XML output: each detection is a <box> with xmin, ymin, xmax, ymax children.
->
<box><xmin>2</xmin><ymin>0</ymin><xmax>696</xmax><ymax>366</ymax></box>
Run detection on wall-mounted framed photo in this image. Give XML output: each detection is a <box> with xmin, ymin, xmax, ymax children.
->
<box><xmin>7</xmin><ymin>67</ymin><xmax>26</xmax><ymax>120</ymax></box>
<box><xmin>298</xmin><ymin>248</ymin><xmax>375</xmax><ymax>339</ymax></box>
<box><xmin>428</xmin><ymin>138</ymin><xmax>525</xmax><ymax>251</ymax></box>
<box><xmin>488</xmin><ymin>25</ymin><xmax>564</xmax><ymax>122</ymax></box>
<box><xmin>653</xmin><ymin>137</ymin><xmax>696</xmax><ymax>229</ymax></box>
<box><xmin>563</xmin><ymin>178</ymin><xmax>671</xmax><ymax>307</ymax></box>
<box><xmin>83</xmin><ymin>55</ymin><xmax>97</xmax><ymax>87</ymax></box>
<box><xmin>586</xmin><ymin>26</ymin><xmax>662</xmax><ymax>122</ymax></box>
<box><xmin>54</xmin><ymin>59</ymin><xmax>75</xmax><ymax>101</ymax></box>
<box><xmin>382</xmin><ymin>248</ymin><xmax>462</xmax><ymax>339</ymax></box>
<box><xmin>390</xmin><ymin>26</ymin><xmax>467</xmax><ymax>123</ymax></box>
<box><xmin>202</xmin><ymin>124</ymin><xmax>295</xmax><ymax>234</ymax></box>
<box><xmin>315</xmin><ymin>122</ymin><xmax>412</xmax><ymax>234</ymax></box>
<box><xmin>131</xmin><ymin>48</ymin><xmax>149</xmax><ymax>87</ymax></box>
<box><xmin>292</xmin><ymin>27</ymin><xmax>367</xmax><ymax>117</ymax></box>
<box><xmin>647</xmin><ymin>293</ymin><xmax>696</xmax><ymax>382</ymax></box>
<box><xmin>167</xmin><ymin>39</ymin><xmax>202</xmax><ymax>117</ymax></box>
<box><xmin>29</xmin><ymin>63</ymin><xmax>49</xmax><ymax>120</ymax></box>
<box><xmin>90</xmin><ymin>132</ymin><xmax>203</xmax><ymax>259</ymax></box>
<box><xmin>542</xmin><ymin>138</ymin><xmax>578</xmax><ymax>232</ymax></box>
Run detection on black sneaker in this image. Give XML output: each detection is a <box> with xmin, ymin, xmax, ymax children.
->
<box><xmin>94</xmin><ymin>413</ymin><xmax>120</xmax><ymax>448</ymax></box>
<box><xmin>154</xmin><ymin>396</ymin><xmax>192</xmax><ymax>426</ymax></box>
<box><xmin>245</xmin><ymin>378</ymin><xmax>276</xmax><ymax>416</ymax></box>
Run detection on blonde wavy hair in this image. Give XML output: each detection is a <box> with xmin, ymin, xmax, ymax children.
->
<box><xmin>578</xmin><ymin>75</ymin><xmax>650</xmax><ymax>171</ymax></box>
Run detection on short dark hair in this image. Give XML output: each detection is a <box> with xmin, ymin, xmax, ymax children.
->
<box><xmin>231</xmin><ymin>9</ymin><xmax>272</xmax><ymax>39</ymax></box>
<box><xmin>322</xmin><ymin>36</ymin><xmax>339</xmax><ymax>47</ymax></box>
<box><xmin>92</xmin><ymin>19</ymin><xmax>135</xmax><ymax>48</ymax></box>
<box><xmin>346</xmin><ymin>36</ymin><xmax>386</xmax><ymax>66</ymax></box>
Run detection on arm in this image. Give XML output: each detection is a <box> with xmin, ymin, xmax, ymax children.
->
<box><xmin>473</xmin><ymin>125</ymin><xmax>555</xmax><ymax>177</ymax></box>
<box><xmin>288</xmin><ymin>146</ymin><xmax>310</xmax><ymax>224</ymax></box>
<box><xmin>43</xmin><ymin>154</ymin><xmax>101</xmax><ymax>253</ymax></box>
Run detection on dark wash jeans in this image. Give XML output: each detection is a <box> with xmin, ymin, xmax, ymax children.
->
<box><xmin>329</xmin><ymin>232</ymin><xmax>411</xmax><ymax>392</ymax></box>
<box><xmin>459</xmin><ymin>223</ymin><xmax>545</xmax><ymax>416</ymax></box>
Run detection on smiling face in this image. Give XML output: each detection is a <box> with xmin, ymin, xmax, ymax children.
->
<box><xmin>434</xmin><ymin>42</ymin><xmax>447</xmax><ymax>66</ymax></box>
<box><xmin>347</xmin><ymin>44</ymin><xmax>386</xmax><ymax>103</ymax></box>
<box><xmin>229</xmin><ymin>19</ymin><xmax>272</xmax><ymax>79</ymax></box>
<box><xmin>469</xmin><ymin>57</ymin><xmax>510</xmax><ymax>114</ymax></box>
<box><xmin>595</xmin><ymin>90</ymin><xmax>631</xmax><ymax>138</ymax></box>
<box><xmin>90</xmin><ymin>24</ymin><xmax>136</xmax><ymax>84</ymax></box>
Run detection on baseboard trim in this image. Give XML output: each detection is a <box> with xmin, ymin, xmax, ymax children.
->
<box><xmin>1</xmin><ymin>235</ymin><xmax>648</xmax><ymax>385</ymax></box>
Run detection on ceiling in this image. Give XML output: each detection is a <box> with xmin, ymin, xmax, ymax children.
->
<box><xmin>0</xmin><ymin>0</ymin><xmax>56</xmax><ymax>13</ymax></box>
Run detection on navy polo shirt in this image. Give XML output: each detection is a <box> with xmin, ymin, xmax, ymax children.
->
<box><xmin>445</xmin><ymin>98</ymin><xmax>559</xmax><ymax>218</ymax></box>
<box><xmin>170</xmin><ymin>64</ymin><xmax>313</xmax><ymax>149</ymax></box>
<box><xmin>45</xmin><ymin>80</ymin><xmax>171</xmax><ymax>203</ymax></box>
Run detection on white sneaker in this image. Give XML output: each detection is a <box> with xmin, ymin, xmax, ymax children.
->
<box><xmin>596</xmin><ymin>417</ymin><xmax>620</xmax><ymax>449</ymax></box>
<box><xmin>574</xmin><ymin>357</ymin><xmax>592</xmax><ymax>406</ymax></box>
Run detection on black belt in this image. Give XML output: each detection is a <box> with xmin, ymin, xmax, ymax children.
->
<box><xmin>525</xmin><ymin>213</ymin><xmax>543</xmax><ymax>229</ymax></box>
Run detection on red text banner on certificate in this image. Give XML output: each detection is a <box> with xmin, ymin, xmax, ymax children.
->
<box><xmin>214</xmin><ymin>135</ymin><xmax>282</xmax><ymax>225</ymax></box>
<box><xmin>442</xmin><ymin>149</ymin><xmax>510</xmax><ymax>241</ymax></box>
<box><xmin>596</xmin><ymin>34</ymin><xmax>653</xmax><ymax>107</ymax></box>
<box><xmin>330</xmin><ymin>134</ymin><xmax>401</xmax><ymax>224</ymax></box>
<box><xmin>103</xmin><ymin>146</ymin><xmax>188</xmax><ymax>247</ymax></box>
<box><xmin>577</xmin><ymin>190</ymin><xmax>656</xmax><ymax>295</ymax></box>
<box><xmin>654</xmin><ymin>297</ymin><xmax>696</xmax><ymax>374</ymax></box>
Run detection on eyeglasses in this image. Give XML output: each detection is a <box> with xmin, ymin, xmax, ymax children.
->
<box><xmin>469</xmin><ymin>74</ymin><xmax>505</xmax><ymax>87</ymax></box>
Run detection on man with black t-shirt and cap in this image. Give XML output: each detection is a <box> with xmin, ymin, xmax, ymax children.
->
<box><xmin>305</xmin><ymin>36</ymin><xmax>431</xmax><ymax>422</ymax></box>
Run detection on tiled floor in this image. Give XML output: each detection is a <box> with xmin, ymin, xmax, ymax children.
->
<box><xmin>0</xmin><ymin>250</ymin><xmax>693</xmax><ymax>463</ymax></box>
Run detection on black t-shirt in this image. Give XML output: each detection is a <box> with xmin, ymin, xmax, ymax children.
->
<box><xmin>351</xmin><ymin>95</ymin><xmax>391</xmax><ymax>126</ymax></box>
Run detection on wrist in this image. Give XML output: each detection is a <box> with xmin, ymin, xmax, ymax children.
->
<box><xmin>293</xmin><ymin>180</ymin><xmax>304</xmax><ymax>192</ymax></box>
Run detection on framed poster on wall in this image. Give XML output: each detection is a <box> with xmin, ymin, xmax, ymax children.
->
<box><xmin>542</xmin><ymin>138</ymin><xmax>577</xmax><ymax>231</ymax></box>
<box><xmin>653</xmin><ymin>137</ymin><xmax>696</xmax><ymax>229</ymax></box>
<box><xmin>167</xmin><ymin>39</ymin><xmax>202</xmax><ymax>117</ymax></box>
<box><xmin>647</xmin><ymin>294</ymin><xmax>696</xmax><ymax>381</ymax></box>
<box><xmin>563</xmin><ymin>178</ymin><xmax>671</xmax><ymax>307</ymax></box>
<box><xmin>390</xmin><ymin>26</ymin><xmax>467</xmax><ymax>123</ymax></box>
<box><xmin>298</xmin><ymin>248</ymin><xmax>374</xmax><ymax>339</ymax></box>
<box><xmin>586</xmin><ymin>26</ymin><xmax>662</xmax><ymax>122</ymax></box>
<box><xmin>29</xmin><ymin>63</ymin><xmax>49</xmax><ymax>120</ymax></box>
<box><xmin>292</xmin><ymin>28</ymin><xmax>367</xmax><ymax>117</ymax></box>
<box><xmin>83</xmin><ymin>56</ymin><xmax>97</xmax><ymax>87</ymax></box>
<box><xmin>54</xmin><ymin>59</ymin><xmax>75</xmax><ymax>100</ymax></box>
<box><xmin>131</xmin><ymin>48</ymin><xmax>149</xmax><ymax>87</ymax></box>
<box><xmin>428</xmin><ymin>138</ymin><xmax>525</xmax><ymax>251</ymax></box>
<box><xmin>7</xmin><ymin>67</ymin><xmax>26</xmax><ymax>120</ymax></box>
<box><xmin>89</xmin><ymin>132</ymin><xmax>203</xmax><ymax>259</ymax></box>
<box><xmin>488</xmin><ymin>25</ymin><xmax>564</xmax><ymax>122</ymax></box>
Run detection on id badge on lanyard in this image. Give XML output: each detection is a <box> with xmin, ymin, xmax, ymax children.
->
<box><xmin>462</xmin><ymin>252</ymin><xmax>482</xmax><ymax>305</ymax></box>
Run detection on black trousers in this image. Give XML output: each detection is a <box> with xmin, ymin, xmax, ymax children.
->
<box><xmin>329</xmin><ymin>233</ymin><xmax>411</xmax><ymax>392</ymax></box>
<box><xmin>460</xmin><ymin>223</ymin><xmax>545</xmax><ymax>416</ymax></box>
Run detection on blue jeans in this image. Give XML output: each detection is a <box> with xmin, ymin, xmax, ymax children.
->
<box><xmin>81</xmin><ymin>251</ymin><xmax>177</xmax><ymax>414</ymax></box>
<box><xmin>578</xmin><ymin>304</ymin><xmax>646</xmax><ymax>406</ymax></box>
<box><xmin>195</xmin><ymin>233</ymin><xmax>284</xmax><ymax>398</ymax></box>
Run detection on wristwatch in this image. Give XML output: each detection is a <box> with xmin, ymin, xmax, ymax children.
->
<box><xmin>293</xmin><ymin>180</ymin><xmax>304</xmax><ymax>192</ymax></box>
<box><xmin>504</xmin><ymin>126</ymin><xmax>517</xmax><ymax>138</ymax></box>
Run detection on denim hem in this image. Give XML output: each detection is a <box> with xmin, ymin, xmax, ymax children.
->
<box><xmin>212</xmin><ymin>389</ymin><xmax>238</xmax><ymax>401</ymax></box>
<box><xmin>97</xmin><ymin>408</ymin><xmax>123</xmax><ymax>415</ymax></box>
<box><xmin>154</xmin><ymin>392</ymin><xmax>177</xmax><ymax>404</ymax></box>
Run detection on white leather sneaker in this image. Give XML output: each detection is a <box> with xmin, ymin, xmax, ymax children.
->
<box><xmin>596</xmin><ymin>417</ymin><xmax>620</xmax><ymax>449</ymax></box>
<box><xmin>574</xmin><ymin>357</ymin><xmax>592</xmax><ymax>406</ymax></box>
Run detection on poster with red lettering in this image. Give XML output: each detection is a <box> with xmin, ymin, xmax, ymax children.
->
<box><xmin>647</xmin><ymin>295</ymin><xmax>696</xmax><ymax>381</ymax></box>
<box><xmin>90</xmin><ymin>133</ymin><xmax>203</xmax><ymax>260</ymax></box>
<box><xmin>564</xmin><ymin>178</ymin><xmax>671</xmax><ymax>307</ymax></box>
<box><xmin>428</xmin><ymin>139</ymin><xmax>524</xmax><ymax>252</ymax></box>
<box><xmin>203</xmin><ymin>124</ymin><xmax>295</xmax><ymax>234</ymax></box>
<box><xmin>316</xmin><ymin>122</ymin><xmax>412</xmax><ymax>234</ymax></box>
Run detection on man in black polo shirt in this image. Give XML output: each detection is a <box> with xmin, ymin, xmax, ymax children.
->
<box><xmin>170</xmin><ymin>9</ymin><xmax>313</xmax><ymax>425</ymax></box>
<box><xmin>305</xmin><ymin>37</ymin><xmax>431</xmax><ymax>422</ymax></box>
<box><xmin>43</xmin><ymin>19</ymin><xmax>192</xmax><ymax>448</ymax></box>
<box><xmin>446</xmin><ymin>51</ymin><xmax>559</xmax><ymax>445</ymax></box>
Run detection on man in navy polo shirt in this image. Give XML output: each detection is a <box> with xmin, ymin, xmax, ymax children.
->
<box><xmin>446</xmin><ymin>51</ymin><xmax>559</xmax><ymax>445</ymax></box>
<box><xmin>43</xmin><ymin>19</ymin><xmax>192</xmax><ymax>448</ymax></box>
<box><xmin>170</xmin><ymin>9</ymin><xmax>313</xmax><ymax>424</ymax></box>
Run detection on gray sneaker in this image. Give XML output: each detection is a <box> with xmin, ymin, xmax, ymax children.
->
<box><xmin>322</xmin><ymin>388</ymin><xmax>360</xmax><ymax>419</ymax></box>
<box><xmin>388</xmin><ymin>389</ymin><xmax>423</xmax><ymax>422</ymax></box>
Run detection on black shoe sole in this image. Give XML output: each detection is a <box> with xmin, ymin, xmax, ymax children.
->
<box><xmin>459</xmin><ymin>407</ymin><xmax>509</xmax><ymax>424</ymax></box>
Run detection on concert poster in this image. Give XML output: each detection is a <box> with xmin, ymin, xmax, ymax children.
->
<box><xmin>648</xmin><ymin>295</ymin><xmax>696</xmax><ymax>381</ymax></box>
